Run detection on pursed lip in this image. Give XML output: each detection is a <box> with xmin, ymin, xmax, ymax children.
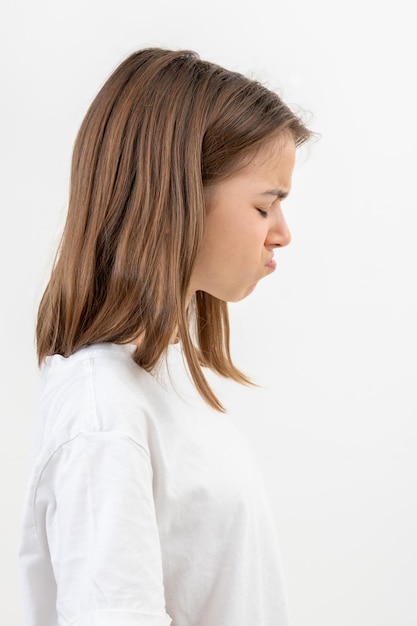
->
<box><xmin>265</xmin><ymin>255</ymin><xmax>276</xmax><ymax>270</ymax></box>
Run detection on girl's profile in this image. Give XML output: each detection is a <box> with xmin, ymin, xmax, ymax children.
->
<box><xmin>18</xmin><ymin>48</ymin><xmax>312</xmax><ymax>626</ymax></box>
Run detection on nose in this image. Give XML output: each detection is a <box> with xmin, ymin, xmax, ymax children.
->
<box><xmin>265</xmin><ymin>211</ymin><xmax>291</xmax><ymax>248</ymax></box>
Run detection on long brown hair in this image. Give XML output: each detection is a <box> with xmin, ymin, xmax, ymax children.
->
<box><xmin>37</xmin><ymin>48</ymin><xmax>312</xmax><ymax>411</ymax></box>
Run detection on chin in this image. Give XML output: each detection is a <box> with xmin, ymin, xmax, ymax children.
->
<box><xmin>244</xmin><ymin>283</ymin><xmax>258</xmax><ymax>298</ymax></box>
<box><xmin>226</xmin><ymin>284</ymin><xmax>258</xmax><ymax>303</ymax></box>
<box><xmin>202</xmin><ymin>282</ymin><xmax>258</xmax><ymax>303</ymax></box>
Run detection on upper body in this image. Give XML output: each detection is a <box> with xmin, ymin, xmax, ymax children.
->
<box><xmin>19</xmin><ymin>342</ymin><xmax>289</xmax><ymax>626</ymax></box>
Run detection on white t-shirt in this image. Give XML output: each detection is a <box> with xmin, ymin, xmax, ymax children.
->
<box><xmin>18</xmin><ymin>342</ymin><xmax>289</xmax><ymax>626</ymax></box>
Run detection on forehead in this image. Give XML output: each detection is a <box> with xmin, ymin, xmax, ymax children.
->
<box><xmin>203</xmin><ymin>135</ymin><xmax>296</xmax><ymax>204</ymax></box>
<box><xmin>250</xmin><ymin>134</ymin><xmax>296</xmax><ymax>168</ymax></box>
<box><xmin>234</xmin><ymin>135</ymin><xmax>296</xmax><ymax>188</ymax></box>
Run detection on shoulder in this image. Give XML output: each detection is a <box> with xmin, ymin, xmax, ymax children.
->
<box><xmin>37</xmin><ymin>343</ymin><xmax>164</xmax><ymax>457</ymax></box>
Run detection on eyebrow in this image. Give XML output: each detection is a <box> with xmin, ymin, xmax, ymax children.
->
<box><xmin>260</xmin><ymin>188</ymin><xmax>289</xmax><ymax>200</ymax></box>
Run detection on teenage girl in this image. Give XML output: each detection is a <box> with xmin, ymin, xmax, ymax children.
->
<box><xmin>18</xmin><ymin>48</ymin><xmax>312</xmax><ymax>626</ymax></box>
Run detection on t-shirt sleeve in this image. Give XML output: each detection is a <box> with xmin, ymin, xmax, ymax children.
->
<box><xmin>34</xmin><ymin>431</ymin><xmax>172</xmax><ymax>626</ymax></box>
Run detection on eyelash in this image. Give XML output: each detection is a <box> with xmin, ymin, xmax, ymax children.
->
<box><xmin>256</xmin><ymin>208</ymin><xmax>268</xmax><ymax>218</ymax></box>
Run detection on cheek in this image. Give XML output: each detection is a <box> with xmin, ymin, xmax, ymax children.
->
<box><xmin>203</xmin><ymin>201</ymin><xmax>266</xmax><ymax>269</ymax></box>
<box><xmin>203</xmin><ymin>214</ymin><xmax>236</xmax><ymax>255</ymax></box>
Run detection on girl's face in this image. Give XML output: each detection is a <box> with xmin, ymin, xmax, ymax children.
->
<box><xmin>189</xmin><ymin>135</ymin><xmax>296</xmax><ymax>302</ymax></box>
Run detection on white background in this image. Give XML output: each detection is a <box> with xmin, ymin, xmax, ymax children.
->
<box><xmin>1</xmin><ymin>1</ymin><xmax>416</xmax><ymax>624</ymax></box>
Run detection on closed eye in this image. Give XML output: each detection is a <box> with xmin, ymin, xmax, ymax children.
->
<box><xmin>256</xmin><ymin>208</ymin><xmax>268</xmax><ymax>218</ymax></box>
